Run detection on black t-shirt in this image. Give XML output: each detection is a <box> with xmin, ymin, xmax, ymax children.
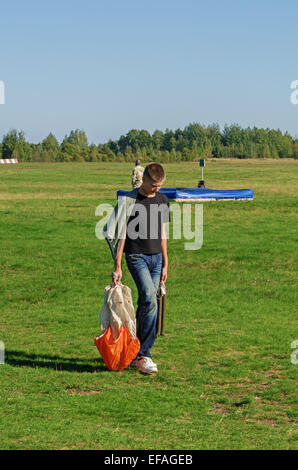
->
<box><xmin>124</xmin><ymin>191</ymin><xmax>170</xmax><ymax>255</ymax></box>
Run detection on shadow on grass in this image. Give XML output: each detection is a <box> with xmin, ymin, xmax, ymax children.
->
<box><xmin>5</xmin><ymin>350</ymin><xmax>107</xmax><ymax>373</ymax></box>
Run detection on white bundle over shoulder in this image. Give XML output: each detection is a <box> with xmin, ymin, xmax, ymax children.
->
<box><xmin>100</xmin><ymin>283</ymin><xmax>137</xmax><ymax>340</ymax></box>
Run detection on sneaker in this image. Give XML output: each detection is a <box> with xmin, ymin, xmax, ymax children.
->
<box><xmin>137</xmin><ymin>356</ymin><xmax>158</xmax><ymax>375</ymax></box>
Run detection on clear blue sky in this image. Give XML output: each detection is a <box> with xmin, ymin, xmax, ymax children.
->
<box><xmin>0</xmin><ymin>0</ymin><xmax>298</xmax><ymax>144</ymax></box>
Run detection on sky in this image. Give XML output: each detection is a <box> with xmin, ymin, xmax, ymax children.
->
<box><xmin>0</xmin><ymin>0</ymin><xmax>298</xmax><ymax>144</ymax></box>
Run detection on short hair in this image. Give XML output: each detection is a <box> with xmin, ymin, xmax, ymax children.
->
<box><xmin>143</xmin><ymin>163</ymin><xmax>165</xmax><ymax>183</ymax></box>
<box><xmin>135</xmin><ymin>159</ymin><xmax>141</xmax><ymax>166</ymax></box>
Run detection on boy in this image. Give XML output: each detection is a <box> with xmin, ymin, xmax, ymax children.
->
<box><xmin>113</xmin><ymin>163</ymin><xmax>170</xmax><ymax>375</ymax></box>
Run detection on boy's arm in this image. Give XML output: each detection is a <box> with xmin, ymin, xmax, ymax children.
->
<box><xmin>112</xmin><ymin>234</ymin><xmax>126</xmax><ymax>286</ymax></box>
<box><xmin>160</xmin><ymin>223</ymin><xmax>168</xmax><ymax>284</ymax></box>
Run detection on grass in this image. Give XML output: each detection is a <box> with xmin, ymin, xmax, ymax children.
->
<box><xmin>0</xmin><ymin>160</ymin><xmax>297</xmax><ymax>450</ymax></box>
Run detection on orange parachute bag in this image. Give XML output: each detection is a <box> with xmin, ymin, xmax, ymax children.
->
<box><xmin>94</xmin><ymin>283</ymin><xmax>140</xmax><ymax>371</ymax></box>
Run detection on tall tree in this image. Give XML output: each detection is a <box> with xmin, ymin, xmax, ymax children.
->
<box><xmin>2</xmin><ymin>130</ymin><xmax>32</xmax><ymax>161</ymax></box>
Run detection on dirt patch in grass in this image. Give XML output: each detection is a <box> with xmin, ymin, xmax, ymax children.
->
<box><xmin>210</xmin><ymin>404</ymin><xmax>230</xmax><ymax>416</ymax></box>
<box><xmin>263</xmin><ymin>367</ymin><xmax>284</xmax><ymax>380</ymax></box>
<box><xmin>176</xmin><ymin>413</ymin><xmax>192</xmax><ymax>423</ymax></box>
<box><xmin>66</xmin><ymin>388</ymin><xmax>104</xmax><ymax>395</ymax></box>
<box><xmin>246</xmin><ymin>417</ymin><xmax>279</xmax><ymax>427</ymax></box>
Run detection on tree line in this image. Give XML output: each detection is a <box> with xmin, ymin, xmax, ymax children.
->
<box><xmin>1</xmin><ymin>123</ymin><xmax>297</xmax><ymax>163</ymax></box>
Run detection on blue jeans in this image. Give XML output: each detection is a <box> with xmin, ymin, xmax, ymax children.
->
<box><xmin>125</xmin><ymin>253</ymin><xmax>162</xmax><ymax>358</ymax></box>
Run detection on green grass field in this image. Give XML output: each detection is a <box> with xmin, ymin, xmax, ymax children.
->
<box><xmin>0</xmin><ymin>160</ymin><xmax>297</xmax><ymax>450</ymax></box>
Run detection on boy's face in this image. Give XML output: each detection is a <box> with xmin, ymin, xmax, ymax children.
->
<box><xmin>142</xmin><ymin>175</ymin><xmax>164</xmax><ymax>196</ymax></box>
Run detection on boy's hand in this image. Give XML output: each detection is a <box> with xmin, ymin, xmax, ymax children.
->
<box><xmin>112</xmin><ymin>267</ymin><xmax>122</xmax><ymax>286</ymax></box>
<box><xmin>160</xmin><ymin>266</ymin><xmax>167</xmax><ymax>284</ymax></box>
